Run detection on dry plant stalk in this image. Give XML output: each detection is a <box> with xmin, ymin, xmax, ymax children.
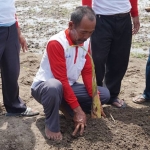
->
<box><xmin>88</xmin><ymin>52</ymin><xmax>101</xmax><ymax>118</ymax></box>
<box><xmin>110</xmin><ymin>113</ymin><xmax>115</xmax><ymax>123</ymax></box>
<box><xmin>69</xmin><ymin>45</ymin><xmax>101</xmax><ymax>118</ymax></box>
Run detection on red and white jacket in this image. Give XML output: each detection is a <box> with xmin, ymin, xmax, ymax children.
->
<box><xmin>31</xmin><ymin>29</ymin><xmax>93</xmax><ymax>109</ymax></box>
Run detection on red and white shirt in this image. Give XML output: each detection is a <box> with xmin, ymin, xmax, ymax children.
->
<box><xmin>82</xmin><ymin>0</ymin><xmax>138</xmax><ymax>17</ymax></box>
<box><xmin>31</xmin><ymin>29</ymin><xmax>93</xmax><ymax>109</ymax></box>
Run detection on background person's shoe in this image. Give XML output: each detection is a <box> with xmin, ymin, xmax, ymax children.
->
<box><xmin>5</xmin><ymin>107</ymin><xmax>39</xmax><ymax>117</ymax></box>
<box><xmin>112</xmin><ymin>98</ymin><xmax>126</xmax><ymax>108</ymax></box>
<box><xmin>132</xmin><ymin>95</ymin><xmax>147</xmax><ymax>104</ymax></box>
<box><xmin>145</xmin><ymin>7</ymin><xmax>150</xmax><ymax>12</ymax></box>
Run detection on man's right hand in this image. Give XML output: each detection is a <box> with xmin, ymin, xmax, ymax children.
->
<box><xmin>72</xmin><ymin>106</ymin><xmax>87</xmax><ymax>136</ymax></box>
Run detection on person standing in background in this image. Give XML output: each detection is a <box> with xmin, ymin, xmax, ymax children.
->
<box><xmin>132</xmin><ymin>7</ymin><xmax>150</xmax><ymax>104</ymax></box>
<box><xmin>132</xmin><ymin>54</ymin><xmax>150</xmax><ymax>104</ymax></box>
<box><xmin>0</xmin><ymin>0</ymin><xmax>39</xmax><ymax>116</ymax></box>
<box><xmin>82</xmin><ymin>0</ymin><xmax>140</xmax><ymax>108</ymax></box>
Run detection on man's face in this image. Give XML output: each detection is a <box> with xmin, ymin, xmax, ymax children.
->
<box><xmin>69</xmin><ymin>16</ymin><xmax>96</xmax><ymax>45</ymax></box>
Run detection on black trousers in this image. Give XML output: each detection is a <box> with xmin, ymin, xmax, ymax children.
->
<box><xmin>91</xmin><ymin>13</ymin><xmax>132</xmax><ymax>103</ymax></box>
<box><xmin>0</xmin><ymin>23</ymin><xmax>26</xmax><ymax>113</ymax></box>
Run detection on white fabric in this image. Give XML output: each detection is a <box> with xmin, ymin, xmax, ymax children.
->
<box><xmin>93</xmin><ymin>0</ymin><xmax>131</xmax><ymax>15</ymax></box>
<box><xmin>0</xmin><ymin>0</ymin><xmax>16</xmax><ymax>24</ymax></box>
<box><xmin>31</xmin><ymin>30</ymin><xmax>89</xmax><ymax>88</ymax></box>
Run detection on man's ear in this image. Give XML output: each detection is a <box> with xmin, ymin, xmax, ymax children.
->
<box><xmin>68</xmin><ymin>21</ymin><xmax>74</xmax><ymax>30</ymax></box>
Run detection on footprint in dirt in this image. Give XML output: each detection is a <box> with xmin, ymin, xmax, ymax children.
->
<box><xmin>0</xmin><ymin>117</ymin><xmax>37</xmax><ymax>150</ymax></box>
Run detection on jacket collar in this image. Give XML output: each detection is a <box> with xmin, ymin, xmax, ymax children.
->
<box><xmin>65</xmin><ymin>29</ymin><xmax>84</xmax><ymax>46</ymax></box>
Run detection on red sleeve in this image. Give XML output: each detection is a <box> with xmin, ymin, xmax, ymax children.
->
<box><xmin>15</xmin><ymin>14</ymin><xmax>19</xmax><ymax>28</ymax></box>
<box><xmin>47</xmin><ymin>41</ymin><xmax>79</xmax><ymax>109</ymax></box>
<box><xmin>82</xmin><ymin>0</ymin><xmax>92</xmax><ymax>7</ymax></box>
<box><xmin>130</xmin><ymin>0</ymin><xmax>138</xmax><ymax>17</ymax></box>
<box><xmin>81</xmin><ymin>45</ymin><xmax>92</xmax><ymax>97</ymax></box>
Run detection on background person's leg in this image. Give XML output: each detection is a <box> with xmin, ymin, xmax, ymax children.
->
<box><xmin>61</xmin><ymin>82</ymin><xmax>110</xmax><ymax>115</ymax></box>
<box><xmin>31</xmin><ymin>79</ymin><xmax>63</xmax><ymax>132</ymax></box>
<box><xmin>0</xmin><ymin>23</ymin><xmax>26</xmax><ymax>113</ymax></box>
<box><xmin>105</xmin><ymin>14</ymin><xmax>132</xmax><ymax>103</ymax></box>
<box><xmin>91</xmin><ymin>15</ymin><xmax>113</xmax><ymax>86</ymax></box>
<box><xmin>143</xmin><ymin>55</ymin><xmax>150</xmax><ymax>100</ymax></box>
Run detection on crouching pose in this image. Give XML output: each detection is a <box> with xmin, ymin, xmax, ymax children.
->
<box><xmin>31</xmin><ymin>6</ymin><xmax>110</xmax><ymax>140</ymax></box>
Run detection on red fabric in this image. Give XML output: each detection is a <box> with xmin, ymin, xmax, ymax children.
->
<box><xmin>15</xmin><ymin>14</ymin><xmax>19</xmax><ymax>28</ymax></box>
<box><xmin>82</xmin><ymin>0</ymin><xmax>92</xmax><ymax>7</ymax></box>
<box><xmin>65</xmin><ymin>29</ymin><xmax>84</xmax><ymax>46</ymax></box>
<box><xmin>130</xmin><ymin>0</ymin><xmax>138</xmax><ymax>17</ymax></box>
<box><xmin>65</xmin><ymin>29</ymin><xmax>73</xmax><ymax>45</ymax></box>
<box><xmin>15</xmin><ymin>21</ymin><xmax>19</xmax><ymax>28</ymax></box>
<box><xmin>81</xmin><ymin>45</ymin><xmax>92</xmax><ymax>97</ymax></box>
<box><xmin>74</xmin><ymin>47</ymin><xmax>78</xmax><ymax>64</ymax></box>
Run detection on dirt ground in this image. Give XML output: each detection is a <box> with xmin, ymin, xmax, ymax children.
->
<box><xmin>0</xmin><ymin>0</ymin><xmax>150</xmax><ymax>150</ymax></box>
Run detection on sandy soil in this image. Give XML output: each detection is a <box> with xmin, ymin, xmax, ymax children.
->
<box><xmin>0</xmin><ymin>0</ymin><xmax>150</xmax><ymax>150</ymax></box>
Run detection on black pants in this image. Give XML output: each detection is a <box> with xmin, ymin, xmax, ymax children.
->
<box><xmin>0</xmin><ymin>23</ymin><xmax>26</xmax><ymax>113</ymax></box>
<box><xmin>91</xmin><ymin>13</ymin><xmax>132</xmax><ymax>103</ymax></box>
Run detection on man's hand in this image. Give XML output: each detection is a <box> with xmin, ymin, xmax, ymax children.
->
<box><xmin>72</xmin><ymin>106</ymin><xmax>87</xmax><ymax>136</ymax></box>
<box><xmin>17</xmin><ymin>27</ymin><xmax>28</xmax><ymax>52</ymax></box>
<box><xmin>132</xmin><ymin>16</ymin><xmax>140</xmax><ymax>35</ymax></box>
<box><xmin>19</xmin><ymin>35</ymin><xmax>28</xmax><ymax>52</ymax></box>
